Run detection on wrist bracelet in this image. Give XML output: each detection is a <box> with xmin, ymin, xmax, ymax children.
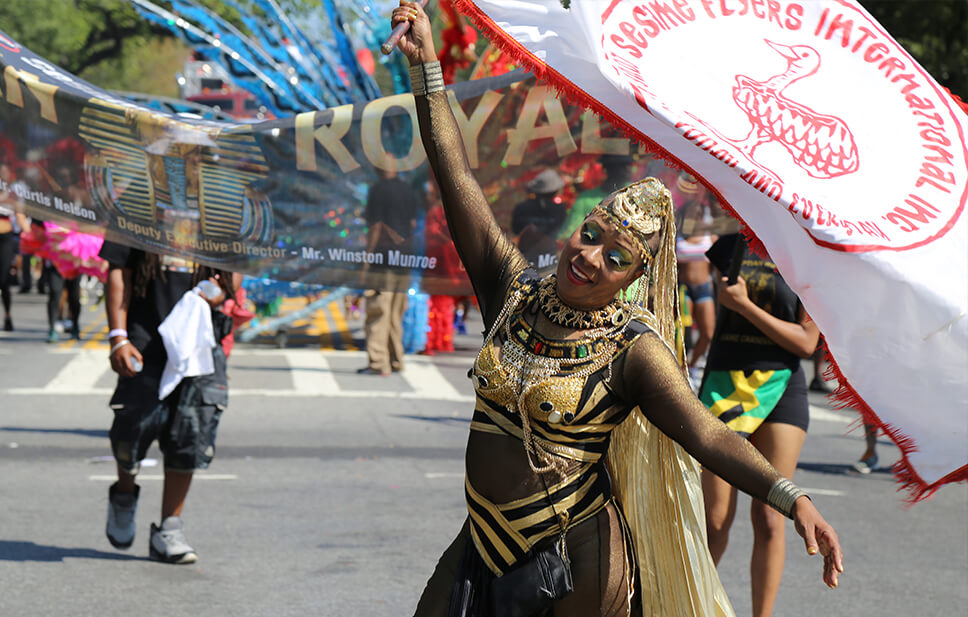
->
<box><xmin>767</xmin><ymin>478</ymin><xmax>809</xmax><ymax>519</ymax></box>
<box><xmin>108</xmin><ymin>328</ymin><xmax>128</xmax><ymax>339</ymax></box>
<box><xmin>110</xmin><ymin>339</ymin><xmax>131</xmax><ymax>355</ymax></box>
<box><xmin>409</xmin><ymin>61</ymin><xmax>445</xmax><ymax>96</ymax></box>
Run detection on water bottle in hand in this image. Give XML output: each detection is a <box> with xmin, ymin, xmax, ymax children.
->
<box><xmin>197</xmin><ymin>279</ymin><xmax>221</xmax><ymax>300</ymax></box>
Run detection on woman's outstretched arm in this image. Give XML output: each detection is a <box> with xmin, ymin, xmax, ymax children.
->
<box><xmin>620</xmin><ymin>333</ymin><xmax>844</xmax><ymax>588</ymax></box>
<box><xmin>392</xmin><ymin>2</ymin><xmax>526</xmax><ymax>324</ymax></box>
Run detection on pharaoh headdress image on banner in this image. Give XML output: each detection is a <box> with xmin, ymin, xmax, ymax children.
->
<box><xmin>80</xmin><ymin>101</ymin><xmax>274</xmax><ymax>262</ymax></box>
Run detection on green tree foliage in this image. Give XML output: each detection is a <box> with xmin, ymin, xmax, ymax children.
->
<box><xmin>0</xmin><ymin>1</ymin><xmax>170</xmax><ymax>75</ymax></box>
<box><xmin>0</xmin><ymin>0</ymin><xmax>240</xmax><ymax>95</ymax></box>
<box><xmin>860</xmin><ymin>0</ymin><xmax>967</xmax><ymax>97</ymax></box>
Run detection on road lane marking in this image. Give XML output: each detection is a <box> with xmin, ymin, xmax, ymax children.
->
<box><xmin>284</xmin><ymin>349</ymin><xmax>340</xmax><ymax>395</ymax></box>
<box><xmin>809</xmin><ymin>405</ymin><xmax>852</xmax><ymax>424</ymax></box>
<box><xmin>328</xmin><ymin>300</ymin><xmax>358</xmax><ymax>350</ymax></box>
<box><xmin>400</xmin><ymin>355</ymin><xmax>465</xmax><ymax>401</ymax></box>
<box><xmin>2</xmin><ymin>353</ymin><xmax>846</xmax><ymax>410</ymax></box>
<box><xmin>44</xmin><ymin>349</ymin><xmax>111</xmax><ymax>392</ymax></box>
<box><xmin>424</xmin><ymin>472</ymin><xmax>464</xmax><ymax>479</ymax></box>
<box><xmin>5</xmin><ymin>349</ymin><xmax>474</xmax><ymax>401</ymax></box>
<box><xmin>799</xmin><ymin>487</ymin><xmax>846</xmax><ymax>497</ymax></box>
<box><xmin>89</xmin><ymin>474</ymin><xmax>238</xmax><ymax>481</ymax></box>
<box><xmin>5</xmin><ymin>386</ymin><xmax>475</xmax><ymax>400</ymax></box>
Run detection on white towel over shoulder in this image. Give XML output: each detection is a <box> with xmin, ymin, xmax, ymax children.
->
<box><xmin>158</xmin><ymin>288</ymin><xmax>215</xmax><ymax>400</ymax></box>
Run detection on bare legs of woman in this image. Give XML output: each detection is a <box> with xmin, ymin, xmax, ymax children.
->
<box><xmin>703</xmin><ymin>422</ymin><xmax>807</xmax><ymax>617</ymax></box>
<box><xmin>689</xmin><ymin>299</ymin><xmax>715</xmax><ymax>368</ymax></box>
<box><xmin>852</xmin><ymin>422</ymin><xmax>879</xmax><ymax>474</ymax></box>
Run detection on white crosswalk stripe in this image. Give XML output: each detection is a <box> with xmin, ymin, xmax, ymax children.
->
<box><xmin>282</xmin><ymin>349</ymin><xmax>340</xmax><ymax>395</ymax></box>
<box><xmin>4</xmin><ymin>348</ymin><xmax>473</xmax><ymax>401</ymax></box>
<box><xmin>809</xmin><ymin>404</ymin><xmax>853</xmax><ymax>424</ymax></box>
<box><xmin>4</xmin><ymin>348</ymin><xmax>858</xmax><ymax>414</ymax></box>
<box><xmin>44</xmin><ymin>349</ymin><xmax>111</xmax><ymax>393</ymax></box>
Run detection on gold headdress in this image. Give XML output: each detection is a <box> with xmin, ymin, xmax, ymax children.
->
<box><xmin>596</xmin><ymin>177</ymin><xmax>733</xmax><ymax>616</ymax></box>
<box><xmin>591</xmin><ymin>177</ymin><xmax>683</xmax><ymax>364</ymax></box>
<box><xmin>591</xmin><ymin>177</ymin><xmax>669</xmax><ymax>267</ymax></box>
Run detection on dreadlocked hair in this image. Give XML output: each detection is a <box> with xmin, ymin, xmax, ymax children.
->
<box><xmin>133</xmin><ymin>252</ymin><xmax>236</xmax><ymax>301</ymax></box>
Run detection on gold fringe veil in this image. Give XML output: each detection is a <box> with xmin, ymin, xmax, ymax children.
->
<box><xmin>601</xmin><ymin>179</ymin><xmax>735</xmax><ymax>617</ymax></box>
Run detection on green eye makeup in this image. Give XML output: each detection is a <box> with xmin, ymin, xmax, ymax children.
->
<box><xmin>580</xmin><ymin>222</ymin><xmax>602</xmax><ymax>242</ymax></box>
<box><xmin>607</xmin><ymin>249</ymin><xmax>634</xmax><ymax>270</ymax></box>
<box><xmin>580</xmin><ymin>221</ymin><xmax>634</xmax><ymax>270</ymax></box>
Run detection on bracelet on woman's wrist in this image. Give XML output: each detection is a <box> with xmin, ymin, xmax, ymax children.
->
<box><xmin>110</xmin><ymin>339</ymin><xmax>131</xmax><ymax>355</ymax></box>
<box><xmin>767</xmin><ymin>478</ymin><xmax>809</xmax><ymax>519</ymax></box>
<box><xmin>409</xmin><ymin>61</ymin><xmax>445</xmax><ymax>96</ymax></box>
<box><xmin>108</xmin><ymin>328</ymin><xmax>128</xmax><ymax>339</ymax></box>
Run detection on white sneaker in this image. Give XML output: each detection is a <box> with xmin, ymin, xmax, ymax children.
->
<box><xmin>851</xmin><ymin>455</ymin><xmax>878</xmax><ymax>475</ymax></box>
<box><xmin>149</xmin><ymin>516</ymin><xmax>198</xmax><ymax>564</ymax></box>
<box><xmin>106</xmin><ymin>483</ymin><xmax>139</xmax><ymax>549</ymax></box>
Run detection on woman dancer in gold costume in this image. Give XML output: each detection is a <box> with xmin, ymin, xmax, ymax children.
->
<box><xmin>391</xmin><ymin>4</ymin><xmax>843</xmax><ymax>616</ymax></box>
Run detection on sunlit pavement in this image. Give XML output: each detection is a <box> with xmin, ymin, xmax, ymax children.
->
<box><xmin>1</xmin><ymin>290</ymin><xmax>965</xmax><ymax>617</ymax></box>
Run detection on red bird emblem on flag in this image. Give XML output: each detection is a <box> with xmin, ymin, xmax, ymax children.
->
<box><xmin>732</xmin><ymin>40</ymin><xmax>860</xmax><ymax>179</ymax></box>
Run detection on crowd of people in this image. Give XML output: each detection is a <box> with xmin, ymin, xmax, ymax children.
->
<box><xmin>0</xmin><ymin>143</ymin><xmax>105</xmax><ymax>342</ymax></box>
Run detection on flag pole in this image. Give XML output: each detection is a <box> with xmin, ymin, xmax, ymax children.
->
<box><xmin>695</xmin><ymin>235</ymin><xmax>747</xmax><ymax>393</ymax></box>
<box><xmin>381</xmin><ymin>0</ymin><xmax>431</xmax><ymax>55</ymax></box>
<box><xmin>725</xmin><ymin>235</ymin><xmax>746</xmax><ymax>285</ymax></box>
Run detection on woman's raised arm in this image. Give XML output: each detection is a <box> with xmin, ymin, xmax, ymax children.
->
<box><xmin>392</xmin><ymin>2</ymin><xmax>525</xmax><ymax>323</ymax></box>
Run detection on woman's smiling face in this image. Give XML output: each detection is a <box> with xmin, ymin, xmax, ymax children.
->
<box><xmin>555</xmin><ymin>208</ymin><xmax>645</xmax><ymax>311</ymax></box>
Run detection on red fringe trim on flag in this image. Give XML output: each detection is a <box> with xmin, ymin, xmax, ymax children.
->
<box><xmin>820</xmin><ymin>339</ymin><xmax>968</xmax><ymax>503</ymax></box>
<box><xmin>454</xmin><ymin>0</ymin><xmax>967</xmax><ymax>502</ymax></box>
<box><xmin>944</xmin><ymin>87</ymin><xmax>968</xmax><ymax>115</ymax></box>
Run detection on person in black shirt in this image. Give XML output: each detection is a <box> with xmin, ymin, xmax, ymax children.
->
<box><xmin>358</xmin><ymin>168</ymin><xmax>420</xmax><ymax>375</ymax></box>
<box><xmin>100</xmin><ymin>241</ymin><xmax>238</xmax><ymax>564</ymax></box>
<box><xmin>700</xmin><ymin>234</ymin><xmax>821</xmax><ymax>617</ymax></box>
<box><xmin>510</xmin><ymin>168</ymin><xmax>566</xmax><ymax>268</ymax></box>
<box><xmin>0</xmin><ymin>157</ymin><xmax>27</xmax><ymax>331</ymax></box>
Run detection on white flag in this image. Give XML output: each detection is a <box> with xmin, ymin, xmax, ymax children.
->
<box><xmin>455</xmin><ymin>0</ymin><xmax>967</xmax><ymax>498</ymax></box>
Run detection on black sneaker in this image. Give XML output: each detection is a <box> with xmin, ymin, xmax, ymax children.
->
<box><xmin>809</xmin><ymin>377</ymin><xmax>834</xmax><ymax>393</ymax></box>
<box><xmin>356</xmin><ymin>366</ymin><xmax>390</xmax><ymax>376</ymax></box>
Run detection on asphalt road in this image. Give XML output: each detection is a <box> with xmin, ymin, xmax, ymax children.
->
<box><xmin>1</xmin><ymin>290</ymin><xmax>965</xmax><ymax>617</ymax></box>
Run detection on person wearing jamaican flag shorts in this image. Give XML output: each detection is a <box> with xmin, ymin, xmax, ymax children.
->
<box><xmin>699</xmin><ymin>233</ymin><xmax>820</xmax><ymax>617</ymax></box>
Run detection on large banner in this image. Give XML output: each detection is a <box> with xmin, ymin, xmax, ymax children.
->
<box><xmin>453</xmin><ymin>0</ymin><xmax>968</xmax><ymax>498</ymax></box>
<box><xmin>0</xmin><ymin>29</ymin><xmax>730</xmax><ymax>297</ymax></box>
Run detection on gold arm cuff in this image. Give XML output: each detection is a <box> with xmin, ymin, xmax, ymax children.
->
<box><xmin>767</xmin><ymin>478</ymin><xmax>809</xmax><ymax>519</ymax></box>
<box><xmin>409</xmin><ymin>61</ymin><xmax>445</xmax><ymax>96</ymax></box>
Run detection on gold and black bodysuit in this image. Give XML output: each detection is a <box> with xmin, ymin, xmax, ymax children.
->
<box><xmin>411</xmin><ymin>88</ymin><xmax>780</xmax><ymax>617</ymax></box>
<box><xmin>465</xmin><ymin>271</ymin><xmax>647</xmax><ymax>578</ymax></box>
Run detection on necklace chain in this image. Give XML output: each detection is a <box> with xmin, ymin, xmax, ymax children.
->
<box><xmin>475</xmin><ymin>276</ymin><xmax>638</xmax><ymax>474</ymax></box>
<box><xmin>537</xmin><ymin>275</ymin><xmax>624</xmax><ymax>329</ymax></box>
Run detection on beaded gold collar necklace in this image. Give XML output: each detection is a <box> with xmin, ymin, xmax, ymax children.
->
<box><xmin>537</xmin><ymin>275</ymin><xmax>624</xmax><ymax>330</ymax></box>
